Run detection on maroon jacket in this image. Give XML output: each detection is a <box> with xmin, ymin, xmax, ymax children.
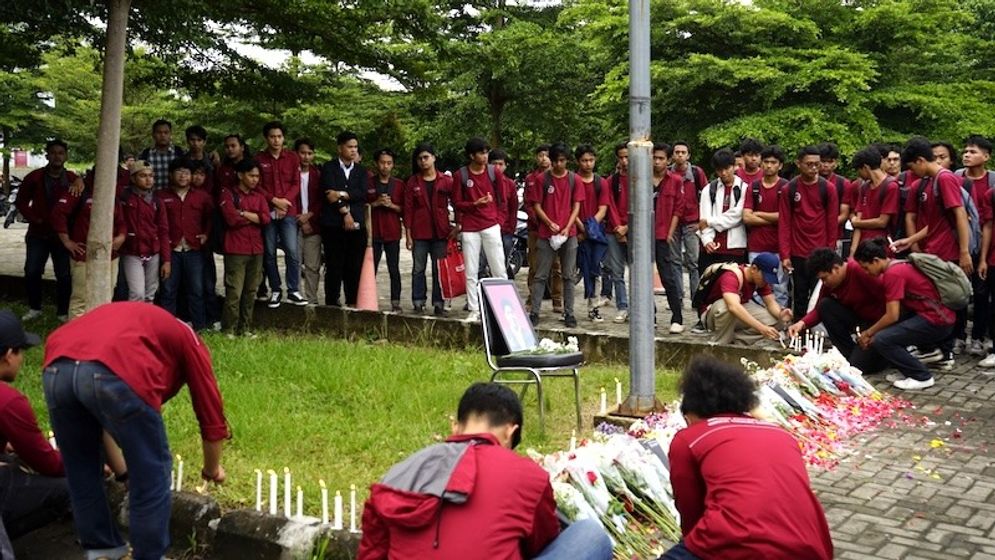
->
<box><xmin>15</xmin><ymin>167</ymin><xmax>78</xmax><ymax>239</ymax></box>
<box><xmin>214</xmin><ymin>161</ymin><xmax>240</xmax><ymax>198</ymax></box>
<box><xmin>219</xmin><ymin>186</ymin><xmax>271</xmax><ymax>255</ymax></box>
<box><xmin>50</xmin><ymin>188</ymin><xmax>128</xmax><ymax>262</ymax></box>
<box><xmin>403</xmin><ymin>173</ymin><xmax>454</xmax><ymax>240</ymax></box>
<box><xmin>0</xmin><ymin>384</ymin><xmax>64</xmax><ymax>477</ymax></box>
<box><xmin>498</xmin><ymin>175</ymin><xmax>518</xmax><ymax>235</ymax></box>
<box><xmin>44</xmin><ymin>302</ymin><xmax>230</xmax><ymax>442</ymax></box>
<box><xmin>367</xmin><ymin>176</ymin><xmax>405</xmax><ymax>242</ymax></box>
<box><xmin>157</xmin><ymin>188</ymin><xmax>214</xmax><ymax>252</ymax></box>
<box><xmin>300</xmin><ymin>165</ymin><xmax>323</xmax><ymax>233</ymax></box>
<box><xmin>358</xmin><ymin>433</ymin><xmax>559</xmax><ymax>560</ymax></box>
<box><xmin>256</xmin><ymin>149</ymin><xmax>301</xmax><ymax>216</ymax></box>
<box><xmin>119</xmin><ymin>188</ymin><xmax>171</xmax><ymax>262</ymax></box>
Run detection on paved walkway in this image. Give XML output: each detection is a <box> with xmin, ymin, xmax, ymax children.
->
<box><xmin>5</xmin><ymin>224</ymin><xmax>995</xmax><ymax>558</ymax></box>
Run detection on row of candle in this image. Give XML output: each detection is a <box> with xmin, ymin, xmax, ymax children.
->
<box><xmin>790</xmin><ymin>331</ymin><xmax>826</xmax><ymax>354</ymax></box>
<box><xmin>597</xmin><ymin>377</ymin><xmax>625</xmax><ymax>415</ymax></box>
<box><xmin>253</xmin><ymin>468</ymin><xmax>359</xmax><ymax>532</ymax></box>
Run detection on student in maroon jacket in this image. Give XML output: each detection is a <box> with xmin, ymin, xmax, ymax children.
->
<box><xmin>43</xmin><ymin>302</ymin><xmax>229</xmax><ymax>560</ymax></box>
<box><xmin>574</xmin><ymin>144</ymin><xmax>611</xmax><ymax>323</ymax></box>
<box><xmin>219</xmin><ymin>159</ymin><xmax>271</xmax><ymax>336</ymax></box>
<box><xmin>15</xmin><ymin>139</ymin><xmax>83</xmax><ymax>322</ymax></box>
<box><xmin>849</xmin><ymin>146</ymin><xmax>899</xmax><ymax>255</ymax></box>
<box><xmin>855</xmin><ymin>239</ymin><xmax>956</xmax><ymax>390</ymax></box>
<box><xmin>367</xmin><ymin>148</ymin><xmax>405</xmax><ymax>312</ymax></box>
<box><xmin>120</xmin><ymin>160</ymin><xmax>171</xmax><ymax>304</ymax></box>
<box><xmin>662</xmin><ymin>356</ymin><xmax>833</xmax><ymax>560</ymax></box>
<box><xmin>488</xmin><ymin>148</ymin><xmax>519</xmax><ymax>279</ymax></box>
<box><xmin>601</xmin><ymin>142</ymin><xmax>631</xmax><ymax>323</ymax></box>
<box><xmin>524</xmin><ymin>145</ymin><xmax>561</xmax><ymax>311</ymax></box>
<box><xmin>0</xmin><ymin>310</ymin><xmax>70</xmax><ymax>547</ymax></box>
<box><xmin>215</xmin><ymin>134</ymin><xmax>249</xmax><ymax>197</ymax></box>
<box><xmin>358</xmin><ymin>382</ymin><xmax>612</xmax><ymax>560</ymax></box>
<box><xmin>653</xmin><ymin>143</ymin><xmax>686</xmax><ymax>333</ymax></box>
<box><xmin>256</xmin><ymin>121</ymin><xmax>305</xmax><ymax>308</ymax></box>
<box><xmin>295</xmin><ymin>138</ymin><xmax>324</xmax><ymax>307</ymax></box>
<box><xmin>966</xmin><ymin>135</ymin><xmax>995</xmax><ymax>359</ymax></box>
<box><xmin>157</xmin><ymin>158</ymin><xmax>214</xmax><ymax>330</ymax></box>
<box><xmin>788</xmin><ymin>249</ymin><xmax>886</xmax><ymax>373</ymax></box>
<box><xmin>50</xmin><ymin>181</ymin><xmax>127</xmax><ymax>319</ymax></box>
<box><xmin>818</xmin><ymin>142</ymin><xmax>853</xmax><ymax>254</ymax></box>
<box><xmin>743</xmin><ymin>145</ymin><xmax>788</xmax><ymax>307</ymax></box>
<box><xmin>670</xmin><ymin>141</ymin><xmax>709</xmax><ymax>303</ymax></box>
<box><xmin>528</xmin><ymin>143</ymin><xmax>584</xmax><ymax>327</ymax></box>
<box><xmin>403</xmin><ymin>143</ymin><xmax>455</xmax><ymax>316</ymax></box>
<box><xmin>779</xmin><ymin>145</ymin><xmax>839</xmax><ymax>319</ymax></box>
<box><xmin>734</xmin><ymin>137</ymin><xmax>764</xmax><ymax>187</ymax></box>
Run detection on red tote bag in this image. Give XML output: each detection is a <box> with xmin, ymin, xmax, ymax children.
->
<box><xmin>439</xmin><ymin>239</ymin><xmax>466</xmax><ymax>300</ymax></box>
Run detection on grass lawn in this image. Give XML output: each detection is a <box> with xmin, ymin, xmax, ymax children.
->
<box><xmin>7</xmin><ymin>302</ymin><xmax>680</xmax><ymax>514</ymax></box>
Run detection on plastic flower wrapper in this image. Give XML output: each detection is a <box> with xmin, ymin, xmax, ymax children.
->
<box><xmin>607</xmin><ymin>436</ymin><xmax>681</xmax><ymax>536</ymax></box>
<box><xmin>552</xmin><ymin>480</ymin><xmax>603</xmax><ymax>526</ymax></box>
<box><xmin>564</xmin><ymin>458</ymin><xmax>612</xmax><ymax>515</ymax></box>
<box><xmin>565</xmin><ymin>336</ymin><xmax>580</xmax><ymax>352</ymax></box>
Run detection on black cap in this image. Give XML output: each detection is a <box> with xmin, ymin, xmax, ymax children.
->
<box><xmin>0</xmin><ymin>310</ymin><xmax>41</xmax><ymax>349</ymax></box>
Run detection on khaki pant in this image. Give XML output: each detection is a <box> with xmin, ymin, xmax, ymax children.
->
<box><xmin>704</xmin><ymin>299</ymin><xmax>781</xmax><ymax>345</ymax></box>
<box><xmin>526</xmin><ymin>230</ymin><xmax>562</xmax><ymax>308</ymax></box>
<box><xmin>299</xmin><ymin>231</ymin><xmax>323</xmax><ymax>304</ymax></box>
<box><xmin>223</xmin><ymin>254</ymin><xmax>263</xmax><ymax>334</ymax></box>
<box><xmin>69</xmin><ymin>258</ymin><xmax>118</xmax><ymax>319</ymax></box>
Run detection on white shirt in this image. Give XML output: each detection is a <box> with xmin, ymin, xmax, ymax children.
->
<box><xmin>339</xmin><ymin>159</ymin><xmax>354</xmax><ymax>180</ymax></box>
<box><xmin>300</xmin><ymin>171</ymin><xmax>311</xmax><ymax>213</ymax></box>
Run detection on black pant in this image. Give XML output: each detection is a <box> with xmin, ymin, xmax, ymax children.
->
<box><xmin>817</xmin><ymin>298</ymin><xmax>887</xmax><ymax>374</ymax></box>
<box><xmin>24</xmin><ymin>236</ymin><xmax>71</xmax><ymax>315</ymax></box>
<box><xmin>373</xmin><ymin>239</ymin><xmax>402</xmax><ymax>303</ymax></box>
<box><xmin>790</xmin><ymin>256</ymin><xmax>814</xmax><ymax>321</ymax></box>
<box><xmin>321</xmin><ymin>226</ymin><xmax>367</xmax><ymax>305</ymax></box>
<box><xmin>655</xmin><ymin>240</ymin><xmax>683</xmax><ymax>325</ymax></box>
<box><xmin>0</xmin><ymin>457</ymin><xmax>70</xmax><ymax>540</ymax></box>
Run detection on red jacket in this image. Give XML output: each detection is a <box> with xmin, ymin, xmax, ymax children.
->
<box><xmin>119</xmin><ymin>188</ymin><xmax>171</xmax><ymax>262</ymax></box>
<box><xmin>214</xmin><ymin>161</ymin><xmax>240</xmax><ymax>198</ymax></box>
<box><xmin>669</xmin><ymin>415</ymin><xmax>833</xmax><ymax>560</ymax></box>
<box><xmin>44</xmin><ymin>302</ymin><xmax>229</xmax><ymax>442</ymax></box>
<box><xmin>403</xmin><ymin>173</ymin><xmax>454</xmax><ymax>240</ymax></box>
<box><xmin>300</xmin><ymin>165</ymin><xmax>323</xmax><ymax>233</ymax></box>
<box><xmin>452</xmin><ymin>166</ymin><xmax>502</xmax><ymax>233</ymax></box>
<box><xmin>157</xmin><ymin>188</ymin><xmax>214</xmax><ymax>252</ymax></box>
<box><xmin>219</xmin><ymin>186</ymin><xmax>271</xmax><ymax>255</ymax></box>
<box><xmin>367</xmin><ymin>176</ymin><xmax>405</xmax><ymax>242</ymax></box>
<box><xmin>605</xmin><ymin>172</ymin><xmax>629</xmax><ymax>230</ymax></box>
<box><xmin>0</xmin><ymin>384</ymin><xmax>64</xmax><ymax>477</ymax></box>
<box><xmin>654</xmin><ymin>172</ymin><xmax>685</xmax><ymax>240</ymax></box>
<box><xmin>15</xmin><ymin>167</ymin><xmax>78</xmax><ymax>239</ymax></box>
<box><xmin>50</xmin><ymin>188</ymin><xmax>128</xmax><ymax>262</ymax></box>
<box><xmin>498</xmin><ymin>175</ymin><xmax>518</xmax><ymax>235</ymax></box>
<box><xmin>358</xmin><ymin>433</ymin><xmax>559</xmax><ymax>560</ymax></box>
<box><xmin>256</xmin><ymin>149</ymin><xmax>301</xmax><ymax>216</ymax></box>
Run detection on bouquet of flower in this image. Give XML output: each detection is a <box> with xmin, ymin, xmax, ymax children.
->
<box><xmin>516</xmin><ymin>336</ymin><xmax>580</xmax><ymax>355</ymax></box>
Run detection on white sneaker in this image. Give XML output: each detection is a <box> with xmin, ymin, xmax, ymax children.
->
<box><xmin>915</xmin><ymin>349</ymin><xmax>945</xmax><ymax>364</ymax></box>
<box><xmin>953</xmin><ymin>339</ymin><xmax>967</xmax><ymax>355</ymax></box>
<box><xmin>211</xmin><ymin>322</ymin><xmax>222</xmax><ymax>332</ymax></box>
<box><xmin>968</xmin><ymin>338</ymin><xmax>988</xmax><ymax>357</ymax></box>
<box><xmin>21</xmin><ymin>309</ymin><xmax>42</xmax><ymax>321</ymax></box>
<box><xmin>893</xmin><ymin>377</ymin><xmax>935</xmax><ymax>390</ymax></box>
<box><xmin>933</xmin><ymin>357</ymin><xmax>955</xmax><ymax>371</ymax></box>
<box><xmin>592</xmin><ymin>296</ymin><xmax>611</xmax><ymax>309</ymax></box>
<box><xmin>979</xmin><ymin>353</ymin><xmax>995</xmax><ymax>368</ymax></box>
<box><xmin>669</xmin><ymin>323</ymin><xmax>685</xmax><ymax>334</ymax></box>
<box><xmin>464</xmin><ymin>311</ymin><xmax>480</xmax><ymax>323</ymax></box>
<box><xmin>614</xmin><ymin>310</ymin><xmax>629</xmax><ymax>323</ymax></box>
<box><xmin>885</xmin><ymin>372</ymin><xmax>906</xmax><ymax>382</ymax></box>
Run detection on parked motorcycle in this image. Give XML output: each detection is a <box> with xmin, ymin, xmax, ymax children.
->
<box><xmin>2</xmin><ymin>176</ymin><xmax>23</xmax><ymax>229</ymax></box>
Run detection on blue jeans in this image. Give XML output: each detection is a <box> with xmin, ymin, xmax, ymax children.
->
<box><xmin>411</xmin><ymin>239</ymin><xmax>447</xmax><ymax>308</ymax></box>
<box><xmin>159</xmin><ymin>251</ymin><xmax>206</xmax><ymax>330</ymax></box>
<box><xmin>263</xmin><ymin>216</ymin><xmax>301</xmax><ymax>294</ymax></box>
<box><xmin>659</xmin><ymin>540</ymin><xmax>702</xmax><ymax>560</ymax></box>
<box><xmin>43</xmin><ymin>359</ymin><xmax>172</xmax><ymax>560</ymax></box>
<box><xmin>602</xmin><ymin>236</ymin><xmax>628</xmax><ymax>310</ymax></box>
<box><xmin>655</xmin><ymin>240</ymin><xmax>684</xmax><ymax>325</ymax></box>
<box><xmin>534</xmin><ymin>519</ymin><xmax>613</xmax><ymax>560</ymax></box>
<box><xmin>748</xmin><ymin>251</ymin><xmax>789</xmax><ymax>307</ymax></box>
<box><xmin>870</xmin><ymin>315</ymin><xmax>953</xmax><ymax>381</ymax></box>
<box><xmin>24</xmin><ymin>235</ymin><xmax>71</xmax><ymax>315</ymax></box>
<box><xmin>578</xmin><ymin>238</ymin><xmax>608</xmax><ymax>300</ymax></box>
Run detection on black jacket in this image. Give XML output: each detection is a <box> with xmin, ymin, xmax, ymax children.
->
<box><xmin>319</xmin><ymin>159</ymin><xmax>369</xmax><ymax>228</ymax></box>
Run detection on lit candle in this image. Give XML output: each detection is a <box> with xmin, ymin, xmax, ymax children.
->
<box><xmin>268</xmin><ymin>470</ymin><xmax>278</xmax><ymax>515</ymax></box>
<box><xmin>320</xmin><ymin>480</ymin><xmax>329</xmax><ymax>524</ymax></box>
<box><xmin>350</xmin><ymin>484</ymin><xmax>358</xmax><ymax>533</ymax></box>
<box><xmin>170</xmin><ymin>469</ymin><xmax>175</xmax><ymax>491</ymax></box>
<box><xmin>296</xmin><ymin>485</ymin><xmax>303</xmax><ymax>519</ymax></box>
<box><xmin>614</xmin><ymin>377</ymin><xmax>622</xmax><ymax>407</ymax></box>
<box><xmin>599</xmin><ymin>387</ymin><xmax>607</xmax><ymax>415</ymax></box>
<box><xmin>176</xmin><ymin>455</ymin><xmax>183</xmax><ymax>492</ymax></box>
<box><xmin>284</xmin><ymin>468</ymin><xmax>292</xmax><ymax>517</ymax></box>
<box><xmin>334</xmin><ymin>490</ymin><xmax>343</xmax><ymax>529</ymax></box>
<box><xmin>48</xmin><ymin>431</ymin><xmax>57</xmax><ymax>449</ymax></box>
<box><xmin>255</xmin><ymin>469</ymin><xmax>263</xmax><ymax>511</ymax></box>
<box><xmin>569</xmin><ymin>429</ymin><xmax>577</xmax><ymax>451</ymax></box>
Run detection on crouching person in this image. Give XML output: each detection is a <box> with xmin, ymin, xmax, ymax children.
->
<box><xmin>358</xmin><ymin>382</ymin><xmax>612</xmax><ymax>560</ymax></box>
<box><xmin>660</xmin><ymin>356</ymin><xmax>833</xmax><ymax>560</ymax></box>
<box><xmin>696</xmin><ymin>252</ymin><xmax>792</xmax><ymax>345</ymax></box>
<box><xmin>853</xmin><ymin>238</ymin><xmax>956</xmax><ymax>390</ymax></box>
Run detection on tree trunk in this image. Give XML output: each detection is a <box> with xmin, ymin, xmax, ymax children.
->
<box><xmin>85</xmin><ymin>0</ymin><xmax>131</xmax><ymax>310</ymax></box>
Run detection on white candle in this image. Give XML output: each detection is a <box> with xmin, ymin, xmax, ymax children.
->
<box><xmin>296</xmin><ymin>485</ymin><xmax>303</xmax><ymax>519</ymax></box>
<box><xmin>170</xmin><ymin>469</ymin><xmax>176</xmax><ymax>491</ymax></box>
<box><xmin>284</xmin><ymin>468</ymin><xmax>292</xmax><ymax>517</ymax></box>
<box><xmin>48</xmin><ymin>431</ymin><xmax>57</xmax><ymax>450</ymax></box>
<box><xmin>268</xmin><ymin>470</ymin><xmax>278</xmax><ymax>515</ymax></box>
<box><xmin>350</xmin><ymin>484</ymin><xmax>358</xmax><ymax>533</ymax></box>
<box><xmin>599</xmin><ymin>387</ymin><xmax>607</xmax><ymax>415</ymax></box>
<box><xmin>614</xmin><ymin>377</ymin><xmax>622</xmax><ymax>407</ymax></box>
<box><xmin>176</xmin><ymin>455</ymin><xmax>183</xmax><ymax>492</ymax></box>
<box><xmin>569</xmin><ymin>429</ymin><xmax>577</xmax><ymax>451</ymax></box>
<box><xmin>320</xmin><ymin>480</ymin><xmax>329</xmax><ymax>524</ymax></box>
<box><xmin>334</xmin><ymin>490</ymin><xmax>343</xmax><ymax>529</ymax></box>
<box><xmin>255</xmin><ymin>469</ymin><xmax>263</xmax><ymax>511</ymax></box>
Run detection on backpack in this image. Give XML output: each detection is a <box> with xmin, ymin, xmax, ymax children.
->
<box><xmin>458</xmin><ymin>164</ymin><xmax>502</xmax><ymax>205</ymax></box>
<box><xmin>750</xmin><ymin>178</ymin><xmax>784</xmax><ymax>209</ymax></box>
<box><xmin>859</xmin><ymin>177</ymin><xmax>904</xmax><ymax>238</ymax></box>
<box><xmin>906</xmin><ymin>252</ymin><xmax>972</xmax><ymax>310</ymax></box>
<box><xmin>830</xmin><ymin>175</ymin><xmax>846</xmax><ymax>206</ymax></box>
<box><xmin>544</xmin><ymin>171</ymin><xmax>578</xmax><ymax>205</ymax></box>
<box><xmin>706</xmin><ymin>179</ymin><xmax>742</xmax><ymax>208</ymax></box>
<box><xmin>916</xmin><ymin>169</ymin><xmax>980</xmax><ymax>255</ymax></box>
<box><xmin>787</xmin><ymin>176</ymin><xmax>830</xmax><ymax>210</ymax></box>
<box><xmin>954</xmin><ymin>168</ymin><xmax>995</xmax><ymax>193</ymax></box>
<box><xmin>691</xmin><ymin>262</ymin><xmax>742</xmax><ymax>313</ymax></box>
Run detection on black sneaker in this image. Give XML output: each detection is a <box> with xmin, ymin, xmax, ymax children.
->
<box><xmin>433</xmin><ymin>305</ymin><xmax>447</xmax><ymax>317</ymax></box>
<box><xmin>564</xmin><ymin>314</ymin><xmax>578</xmax><ymax>328</ymax></box>
<box><xmin>267</xmin><ymin>292</ymin><xmax>282</xmax><ymax>309</ymax></box>
<box><xmin>287</xmin><ymin>291</ymin><xmax>308</xmax><ymax>306</ymax></box>
<box><xmin>529</xmin><ymin>313</ymin><xmax>540</xmax><ymax>326</ymax></box>
<box><xmin>413</xmin><ymin>304</ymin><xmax>425</xmax><ymax>313</ymax></box>
<box><xmin>690</xmin><ymin>321</ymin><xmax>707</xmax><ymax>335</ymax></box>
<box><xmin>256</xmin><ymin>289</ymin><xmax>270</xmax><ymax>302</ymax></box>
<box><xmin>589</xmin><ymin>308</ymin><xmax>604</xmax><ymax>323</ymax></box>
<box><xmin>391</xmin><ymin>302</ymin><xmax>402</xmax><ymax>312</ymax></box>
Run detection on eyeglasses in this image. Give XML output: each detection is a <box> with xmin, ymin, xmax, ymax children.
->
<box><xmin>801</xmin><ymin>161</ymin><xmax>820</xmax><ymax>167</ymax></box>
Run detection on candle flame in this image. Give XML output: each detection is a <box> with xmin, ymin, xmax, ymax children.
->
<box><xmin>319</xmin><ymin>479</ymin><xmax>326</xmax><ymax>488</ymax></box>
<box><xmin>284</xmin><ymin>467</ymin><xmax>290</xmax><ymax>474</ymax></box>
<box><xmin>297</xmin><ymin>485</ymin><xmax>302</xmax><ymax>492</ymax></box>
<box><xmin>267</xmin><ymin>469</ymin><xmax>276</xmax><ymax>475</ymax></box>
<box><xmin>176</xmin><ymin>454</ymin><xmax>182</xmax><ymax>461</ymax></box>
<box><xmin>335</xmin><ymin>490</ymin><xmax>342</xmax><ymax>497</ymax></box>
<box><xmin>254</xmin><ymin>469</ymin><xmax>261</xmax><ymax>475</ymax></box>
<box><xmin>350</xmin><ymin>484</ymin><xmax>356</xmax><ymax>491</ymax></box>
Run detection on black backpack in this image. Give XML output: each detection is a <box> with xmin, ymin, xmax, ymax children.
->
<box><xmin>457</xmin><ymin>164</ymin><xmax>502</xmax><ymax>205</ymax></box>
<box><xmin>787</xmin><ymin>176</ymin><xmax>831</xmax><ymax>210</ymax></box>
<box><xmin>691</xmin><ymin>263</ymin><xmax>741</xmax><ymax>313</ymax></box>
<box><xmin>707</xmin><ymin>179</ymin><xmax>742</xmax><ymax>207</ymax></box>
<box><xmin>543</xmin><ymin>170</ymin><xmax>578</xmax><ymax>204</ymax></box>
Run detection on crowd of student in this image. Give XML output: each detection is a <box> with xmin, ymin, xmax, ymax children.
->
<box><xmin>13</xmin><ymin>120</ymin><xmax>995</xmax><ymax>387</ymax></box>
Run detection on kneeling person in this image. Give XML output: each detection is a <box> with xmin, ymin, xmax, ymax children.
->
<box><xmin>697</xmin><ymin>252</ymin><xmax>792</xmax><ymax>345</ymax></box>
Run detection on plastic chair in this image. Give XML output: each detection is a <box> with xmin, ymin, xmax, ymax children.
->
<box><xmin>478</xmin><ymin>278</ymin><xmax>584</xmax><ymax>432</ymax></box>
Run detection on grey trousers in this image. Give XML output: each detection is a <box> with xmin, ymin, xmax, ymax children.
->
<box><xmin>532</xmin><ymin>236</ymin><xmax>578</xmax><ymax>317</ymax></box>
<box><xmin>121</xmin><ymin>254</ymin><xmax>160</xmax><ymax>303</ymax></box>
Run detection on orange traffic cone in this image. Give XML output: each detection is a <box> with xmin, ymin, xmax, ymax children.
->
<box><xmin>355</xmin><ymin>206</ymin><xmax>379</xmax><ymax>311</ymax></box>
<box><xmin>653</xmin><ymin>268</ymin><xmax>665</xmax><ymax>295</ymax></box>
